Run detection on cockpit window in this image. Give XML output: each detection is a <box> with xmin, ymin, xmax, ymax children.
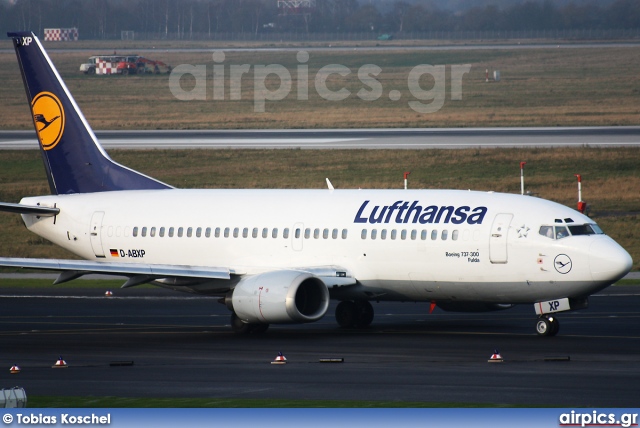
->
<box><xmin>555</xmin><ymin>226</ymin><xmax>569</xmax><ymax>239</ymax></box>
<box><xmin>539</xmin><ymin>226</ymin><xmax>554</xmax><ymax>239</ymax></box>
<box><xmin>539</xmin><ymin>223</ymin><xmax>604</xmax><ymax>240</ymax></box>
<box><xmin>568</xmin><ymin>224</ymin><xmax>604</xmax><ymax>236</ymax></box>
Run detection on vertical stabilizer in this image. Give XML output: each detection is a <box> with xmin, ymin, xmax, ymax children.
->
<box><xmin>8</xmin><ymin>31</ymin><xmax>171</xmax><ymax>194</ymax></box>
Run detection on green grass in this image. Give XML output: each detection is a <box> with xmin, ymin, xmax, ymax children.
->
<box><xmin>1</xmin><ymin>46</ymin><xmax>639</xmax><ymax>129</ymax></box>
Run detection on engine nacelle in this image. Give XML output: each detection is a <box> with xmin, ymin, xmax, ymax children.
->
<box><xmin>230</xmin><ymin>270</ymin><xmax>330</xmax><ymax>324</ymax></box>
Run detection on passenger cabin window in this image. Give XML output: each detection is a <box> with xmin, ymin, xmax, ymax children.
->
<box><xmin>323</xmin><ymin>229</ymin><xmax>329</xmax><ymax>239</ymax></box>
<box><xmin>133</xmin><ymin>227</ymin><xmax>138</xmax><ymax>237</ymax></box>
<box><xmin>205</xmin><ymin>227</ymin><xmax>211</xmax><ymax>238</ymax></box>
<box><xmin>452</xmin><ymin>230</ymin><xmax>459</xmax><ymax>241</ymax></box>
<box><xmin>304</xmin><ymin>229</ymin><xmax>311</xmax><ymax>239</ymax></box>
<box><xmin>224</xmin><ymin>227</ymin><xmax>230</xmax><ymax>238</ymax></box>
<box><xmin>159</xmin><ymin>227</ymin><xmax>165</xmax><ymax>237</ymax></box>
<box><xmin>150</xmin><ymin>227</ymin><xmax>156</xmax><ymax>237</ymax></box>
<box><xmin>283</xmin><ymin>228</ymin><xmax>289</xmax><ymax>239</ymax></box>
<box><xmin>441</xmin><ymin>230</ymin><xmax>448</xmax><ymax>240</ymax></box>
<box><xmin>391</xmin><ymin>230</ymin><xmax>397</xmax><ymax>240</ymax></box>
<box><xmin>169</xmin><ymin>227</ymin><xmax>174</xmax><ymax>237</ymax></box>
<box><xmin>361</xmin><ymin>229</ymin><xmax>367</xmax><ymax>239</ymax></box>
<box><xmin>332</xmin><ymin>229</ymin><xmax>338</xmax><ymax>239</ymax></box>
<box><xmin>187</xmin><ymin>227</ymin><xmax>193</xmax><ymax>238</ymax></box>
<box><xmin>262</xmin><ymin>228</ymin><xmax>268</xmax><ymax>238</ymax></box>
<box><xmin>420</xmin><ymin>230</ymin><xmax>427</xmax><ymax>240</ymax></box>
<box><xmin>272</xmin><ymin>228</ymin><xmax>278</xmax><ymax>239</ymax></box>
<box><xmin>371</xmin><ymin>229</ymin><xmax>377</xmax><ymax>240</ymax></box>
<box><xmin>141</xmin><ymin>227</ymin><xmax>147</xmax><ymax>237</ymax></box>
<box><xmin>431</xmin><ymin>230</ymin><xmax>437</xmax><ymax>240</ymax></box>
<box><xmin>410</xmin><ymin>230</ymin><xmax>417</xmax><ymax>240</ymax></box>
<box><xmin>178</xmin><ymin>227</ymin><xmax>184</xmax><ymax>237</ymax></box>
<box><xmin>401</xmin><ymin>230</ymin><xmax>407</xmax><ymax>240</ymax></box>
<box><xmin>342</xmin><ymin>229</ymin><xmax>348</xmax><ymax>239</ymax></box>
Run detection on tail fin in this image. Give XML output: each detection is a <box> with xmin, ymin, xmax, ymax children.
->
<box><xmin>8</xmin><ymin>31</ymin><xmax>171</xmax><ymax>195</ymax></box>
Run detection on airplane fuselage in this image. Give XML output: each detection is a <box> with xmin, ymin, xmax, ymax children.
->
<box><xmin>21</xmin><ymin>188</ymin><xmax>629</xmax><ymax>304</ymax></box>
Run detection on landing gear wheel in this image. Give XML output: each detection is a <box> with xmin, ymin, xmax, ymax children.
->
<box><xmin>250</xmin><ymin>323</ymin><xmax>270</xmax><ymax>334</ymax></box>
<box><xmin>231</xmin><ymin>312</ymin><xmax>251</xmax><ymax>334</ymax></box>
<box><xmin>354</xmin><ymin>300</ymin><xmax>374</xmax><ymax>328</ymax></box>
<box><xmin>230</xmin><ymin>312</ymin><xmax>269</xmax><ymax>334</ymax></box>
<box><xmin>535</xmin><ymin>315</ymin><xmax>559</xmax><ymax>337</ymax></box>
<box><xmin>336</xmin><ymin>300</ymin><xmax>374</xmax><ymax>328</ymax></box>
<box><xmin>336</xmin><ymin>301</ymin><xmax>357</xmax><ymax>328</ymax></box>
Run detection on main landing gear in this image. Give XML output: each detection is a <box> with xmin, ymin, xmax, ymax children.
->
<box><xmin>230</xmin><ymin>312</ymin><xmax>269</xmax><ymax>334</ymax></box>
<box><xmin>535</xmin><ymin>315</ymin><xmax>559</xmax><ymax>336</ymax></box>
<box><xmin>335</xmin><ymin>300</ymin><xmax>374</xmax><ymax>328</ymax></box>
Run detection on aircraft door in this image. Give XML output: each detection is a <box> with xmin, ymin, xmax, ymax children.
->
<box><xmin>90</xmin><ymin>211</ymin><xmax>105</xmax><ymax>258</ymax></box>
<box><xmin>489</xmin><ymin>213</ymin><xmax>513</xmax><ymax>264</ymax></box>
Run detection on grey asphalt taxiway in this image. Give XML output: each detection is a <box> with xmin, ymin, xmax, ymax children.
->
<box><xmin>1</xmin><ymin>284</ymin><xmax>639</xmax><ymax>406</ymax></box>
<box><xmin>1</xmin><ymin>127</ymin><xmax>639</xmax><ymax>150</ymax></box>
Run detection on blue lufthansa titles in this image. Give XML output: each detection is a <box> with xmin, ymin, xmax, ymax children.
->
<box><xmin>354</xmin><ymin>200</ymin><xmax>488</xmax><ymax>225</ymax></box>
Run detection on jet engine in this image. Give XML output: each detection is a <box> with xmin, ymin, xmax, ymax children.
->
<box><xmin>230</xmin><ymin>270</ymin><xmax>329</xmax><ymax>324</ymax></box>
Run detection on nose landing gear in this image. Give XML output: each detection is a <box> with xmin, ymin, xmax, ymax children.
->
<box><xmin>535</xmin><ymin>315</ymin><xmax>559</xmax><ymax>336</ymax></box>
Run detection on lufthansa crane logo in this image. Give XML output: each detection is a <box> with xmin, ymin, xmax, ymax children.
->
<box><xmin>554</xmin><ymin>254</ymin><xmax>572</xmax><ymax>274</ymax></box>
<box><xmin>31</xmin><ymin>91</ymin><xmax>65</xmax><ymax>151</ymax></box>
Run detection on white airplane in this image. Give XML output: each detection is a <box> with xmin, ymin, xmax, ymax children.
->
<box><xmin>1</xmin><ymin>31</ymin><xmax>632</xmax><ymax>336</ymax></box>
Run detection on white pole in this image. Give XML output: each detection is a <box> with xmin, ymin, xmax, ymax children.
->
<box><xmin>404</xmin><ymin>171</ymin><xmax>410</xmax><ymax>190</ymax></box>
<box><xmin>520</xmin><ymin>162</ymin><xmax>526</xmax><ymax>195</ymax></box>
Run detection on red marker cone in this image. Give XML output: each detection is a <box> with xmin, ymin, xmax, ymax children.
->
<box><xmin>52</xmin><ymin>356</ymin><xmax>68</xmax><ymax>368</ymax></box>
<box><xmin>488</xmin><ymin>350</ymin><xmax>504</xmax><ymax>363</ymax></box>
<box><xmin>10</xmin><ymin>365</ymin><xmax>20</xmax><ymax>374</ymax></box>
<box><xmin>271</xmin><ymin>352</ymin><xmax>287</xmax><ymax>365</ymax></box>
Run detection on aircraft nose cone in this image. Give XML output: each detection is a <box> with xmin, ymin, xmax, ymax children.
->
<box><xmin>589</xmin><ymin>237</ymin><xmax>633</xmax><ymax>282</ymax></box>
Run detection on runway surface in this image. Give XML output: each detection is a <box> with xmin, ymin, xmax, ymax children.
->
<box><xmin>0</xmin><ymin>284</ymin><xmax>639</xmax><ymax>406</ymax></box>
<box><xmin>1</xmin><ymin>127</ymin><xmax>639</xmax><ymax>150</ymax></box>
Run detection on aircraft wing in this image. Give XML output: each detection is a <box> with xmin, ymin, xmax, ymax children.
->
<box><xmin>0</xmin><ymin>257</ymin><xmax>231</xmax><ymax>287</ymax></box>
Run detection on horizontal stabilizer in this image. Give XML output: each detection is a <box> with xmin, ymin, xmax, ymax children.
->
<box><xmin>0</xmin><ymin>202</ymin><xmax>59</xmax><ymax>216</ymax></box>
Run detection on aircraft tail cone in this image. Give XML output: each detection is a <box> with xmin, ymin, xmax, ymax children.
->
<box><xmin>10</xmin><ymin>365</ymin><xmax>21</xmax><ymax>374</ymax></box>
<box><xmin>488</xmin><ymin>350</ymin><xmax>503</xmax><ymax>363</ymax></box>
<box><xmin>52</xmin><ymin>356</ymin><xmax>68</xmax><ymax>368</ymax></box>
<box><xmin>271</xmin><ymin>352</ymin><xmax>287</xmax><ymax>365</ymax></box>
